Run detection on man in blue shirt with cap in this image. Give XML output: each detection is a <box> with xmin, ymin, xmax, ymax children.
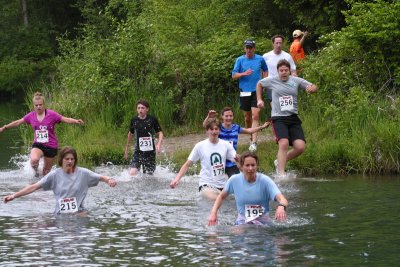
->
<box><xmin>232</xmin><ymin>40</ymin><xmax>268</xmax><ymax>152</ymax></box>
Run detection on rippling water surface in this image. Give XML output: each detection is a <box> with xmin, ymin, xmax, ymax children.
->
<box><xmin>1</xmin><ymin>156</ymin><xmax>399</xmax><ymax>266</ymax></box>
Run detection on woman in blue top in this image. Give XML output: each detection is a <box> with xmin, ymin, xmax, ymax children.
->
<box><xmin>208</xmin><ymin>152</ymin><xmax>287</xmax><ymax>226</ymax></box>
<box><xmin>203</xmin><ymin>107</ymin><xmax>270</xmax><ymax>177</ymax></box>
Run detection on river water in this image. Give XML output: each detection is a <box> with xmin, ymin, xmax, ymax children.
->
<box><xmin>1</xmin><ymin>103</ymin><xmax>399</xmax><ymax>266</ymax></box>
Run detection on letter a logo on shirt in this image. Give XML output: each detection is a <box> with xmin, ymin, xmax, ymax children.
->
<box><xmin>210</xmin><ymin>153</ymin><xmax>222</xmax><ymax>166</ymax></box>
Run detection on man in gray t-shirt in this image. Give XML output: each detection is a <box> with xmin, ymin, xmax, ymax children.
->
<box><xmin>256</xmin><ymin>59</ymin><xmax>317</xmax><ymax>177</ymax></box>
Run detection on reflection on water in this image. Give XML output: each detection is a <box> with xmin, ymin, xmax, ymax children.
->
<box><xmin>1</xmin><ymin>156</ymin><xmax>399</xmax><ymax>266</ymax></box>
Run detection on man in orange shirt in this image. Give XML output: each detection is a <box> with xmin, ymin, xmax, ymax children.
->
<box><xmin>290</xmin><ymin>30</ymin><xmax>309</xmax><ymax>63</ymax></box>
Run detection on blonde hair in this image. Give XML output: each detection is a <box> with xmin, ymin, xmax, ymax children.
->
<box><xmin>32</xmin><ymin>92</ymin><xmax>45</xmax><ymax>103</ymax></box>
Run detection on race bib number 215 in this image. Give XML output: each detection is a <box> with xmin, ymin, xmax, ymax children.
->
<box><xmin>59</xmin><ymin>197</ymin><xmax>78</xmax><ymax>214</ymax></box>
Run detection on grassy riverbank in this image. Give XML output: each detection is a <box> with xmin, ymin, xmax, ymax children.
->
<box><xmin>16</xmin><ymin>0</ymin><xmax>400</xmax><ymax>175</ymax></box>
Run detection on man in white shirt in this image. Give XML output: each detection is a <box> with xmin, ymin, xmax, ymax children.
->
<box><xmin>263</xmin><ymin>35</ymin><xmax>297</xmax><ymax>103</ymax></box>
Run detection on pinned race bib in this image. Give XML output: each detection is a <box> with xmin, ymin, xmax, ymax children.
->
<box><xmin>212</xmin><ymin>163</ymin><xmax>225</xmax><ymax>178</ymax></box>
<box><xmin>245</xmin><ymin>204</ymin><xmax>265</xmax><ymax>223</ymax></box>
<box><xmin>59</xmin><ymin>197</ymin><xmax>78</xmax><ymax>214</ymax></box>
<box><xmin>279</xmin><ymin>95</ymin><xmax>294</xmax><ymax>111</ymax></box>
<box><xmin>139</xmin><ymin>137</ymin><xmax>154</xmax><ymax>151</ymax></box>
<box><xmin>35</xmin><ymin>129</ymin><xmax>49</xmax><ymax>143</ymax></box>
<box><xmin>240</xmin><ymin>92</ymin><xmax>252</xmax><ymax>97</ymax></box>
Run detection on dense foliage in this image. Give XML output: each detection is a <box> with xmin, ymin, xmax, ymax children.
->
<box><xmin>0</xmin><ymin>0</ymin><xmax>82</xmax><ymax>96</ymax></box>
<box><xmin>2</xmin><ymin>0</ymin><xmax>399</xmax><ymax>173</ymax></box>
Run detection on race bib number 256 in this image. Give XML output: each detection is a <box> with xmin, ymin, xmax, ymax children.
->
<box><xmin>279</xmin><ymin>95</ymin><xmax>294</xmax><ymax>111</ymax></box>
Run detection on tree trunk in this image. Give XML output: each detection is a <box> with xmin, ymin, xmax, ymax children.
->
<box><xmin>21</xmin><ymin>0</ymin><xmax>28</xmax><ymax>28</ymax></box>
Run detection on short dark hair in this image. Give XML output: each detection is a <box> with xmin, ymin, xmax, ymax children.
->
<box><xmin>240</xmin><ymin>151</ymin><xmax>259</xmax><ymax>166</ymax></box>
<box><xmin>220</xmin><ymin>106</ymin><xmax>234</xmax><ymax>116</ymax></box>
<box><xmin>277</xmin><ymin>59</ymin><xmax>291</xmax><ymax>70</ymax></box>
<box><xmin>271</xmin><ymin>34</ymin><xmax>284</xmax><ymax>43</ymax></box>
<box><xmin>58</xmin><ymin>146</ymin><xmax>78</xmax><ymax>167</ymax></box>
<box><xmin>136</xmin><ymin>99</ymin><xmax>150</xmax><ymax>108</ymax></box>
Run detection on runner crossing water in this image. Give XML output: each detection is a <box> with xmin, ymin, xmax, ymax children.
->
<box><xmin>0</xmin><ymin>92</ymin><xmax>84</xmax><ymax>177</ymax></box>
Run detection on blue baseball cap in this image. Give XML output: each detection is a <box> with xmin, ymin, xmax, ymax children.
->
<box><xmin>244</xmin><ymin>40</ymin><xmax>256</xmax><ymax>47</ymax></box>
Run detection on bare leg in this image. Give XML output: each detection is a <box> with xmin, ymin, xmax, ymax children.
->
<box><xmin>43</xmin><ymin>156</ymin><xmax>55</xmax><ymax>176</ymax></box>
<box><xmin>251</xmin><ymin>107</ymin><xmax>260</xmax><ymax>143</ymax></box>
<box><xmin>243</xmin><ymin>110</ymin><xmax>252</xmax><ymax>129</ymax></box>
<box><xmin>129</xmin><ymin>167</ymin><xmax>139</xmax><ymax>176</ymax></box>
<box><xmin>30</xmin><ymin>148</ymin><xmax>43</xmax><ymax>175</ymax></box>
<box><xmin>287</xmin><ymin>139</ymin><xmax>306</xmax><ymax>161</ymax></box>
<box><xmin>200</xmin><ymin>188</ymin><xmax>220</xmax><ymax>200</ymax></box>
<box><xmin>277</xmin><ymin>138</ymin><xmax>289</xmax><ymax>175</ymax></box>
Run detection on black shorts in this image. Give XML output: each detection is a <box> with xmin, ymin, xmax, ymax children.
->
<box><xmin>198</xmin><ymin>184</ymin><xmax>224</xmax><ymax>192</ymax></box>
<box><xmin>225</xmin><ymin>165</ymin><xmax>240</xmax><ymax>178</ymax></box>
<box><xmin>272</xmin><ymin>115</ymin><xmax>305</xmax><ymax>146</ymax></box>
<box><xmin>239</xmin><ymin>91</ymin><xmax>258</xmax><ymax>112</ymax></box>
<box><xmin>130</xmin><ymin>151</ymin><xmax>156</xmax><ymax>173</ymax></box>
<box><xmin>32</xmin><ymin>143</ymin><xmax>58</xmax><ymax>158</ymax></box>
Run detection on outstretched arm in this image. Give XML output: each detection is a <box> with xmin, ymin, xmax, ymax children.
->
<box><xmin>61</xmin><ymin>116</ymin><xmax>84</xmax><ymax>125</ymax></box>
<box><xmin>241</xmin><ymin>121</ymin><xmax>270</xmax><ymax>134</ymax></box>
<box><xmin>0</xmin><ymin>118</ymin><xmax>25</xmax><ymax>133</ymax></box>
<box><xmin>208</xmin><ymin>190</ymin><xmax>229</xmax><ymax>226</ymax></box>
<box><xmin>170</xmin><ymin>160</ymin><xmax>192</xmax><ymax>188</ymax></box>
<box><xmin>3</xmin><ymin>182</ymin><xmax>42</xmax><ymax>203</ymax></box>
<box><xmin>99</xmin><ymin>176</ymin><xmax>117</xmax><ymax>187</ymax></box>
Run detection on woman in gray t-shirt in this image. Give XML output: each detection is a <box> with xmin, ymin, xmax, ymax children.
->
<box><xmin>3</xmin><ymin>146</ymin><xmax>116</xmax><ymax>214</ymax></box>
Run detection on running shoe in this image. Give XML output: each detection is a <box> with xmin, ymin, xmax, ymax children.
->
<box><xmin>249</xmin><ymin>141</ymin><xmax>257</xmax><ymax>152</ymax></box>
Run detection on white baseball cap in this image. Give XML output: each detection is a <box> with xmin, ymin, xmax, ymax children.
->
<box><xmin>292</xmin><ymin>30</ymin><xmax>303</xmax><ymax>38</ymax></box>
